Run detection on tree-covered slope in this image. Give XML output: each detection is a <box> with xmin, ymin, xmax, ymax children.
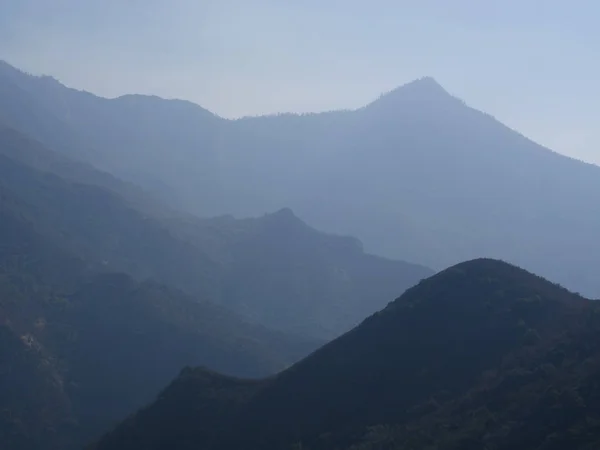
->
<box><xmin>92</xmin><ymin>259</ymin><xmax>600</xmax><ymax>450</ymax></box>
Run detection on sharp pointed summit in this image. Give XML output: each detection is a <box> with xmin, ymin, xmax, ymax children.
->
<box><xmin>363</xmin><ymin>76</ymin><xmax>459</xmax><ymax>112</ymax></box>
<box><xmin>402</xmin><ymin>76</ymin><xmax>448</xmax><ymax>93</ymax></box>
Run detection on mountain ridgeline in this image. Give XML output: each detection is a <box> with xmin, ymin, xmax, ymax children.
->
<box><xmin>1</xmin><ymin>61</ymin><xmax>599</xmax><ymax>298</ymax></box>
<box><xmin>92</xmin><ymin>259</ymin><xmax>600</xmax><ymax>450</ymax></box>
<box><xmin>166</xmin><ymin>207</ymin><xmax>431</xmax><ymax>338</ymax></box>
<box><xmin>3</xmin><ymin>59</ymin><xmax>600</xmax><ymax>450</ymax></box>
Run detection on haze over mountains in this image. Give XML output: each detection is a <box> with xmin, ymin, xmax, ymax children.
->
<box><xmin>0</xmin><ymin>61</ymin><xmax>432</xmax><ymax>449</ymax></box>
<box><xmin>1</xmin><ymin>61</ymin><xmax>599</xmax><ymax>299</ymax></box>
<box><xmin>0</xmin><ymin>124</ymin><xmax>430</xmax><ymax>341</ymax></box>
<box><xmin>2</xmin><ymin>55</ymin><xmax>600</xmax><ymax>450</ymax></box>
<box><xmin>0</xmin><ymin>147</ymin><xmax>322</xmax><ymax>449</ymax></box>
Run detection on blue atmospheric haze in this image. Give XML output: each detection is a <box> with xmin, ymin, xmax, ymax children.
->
<box><xmin>0</xmin><ymin>0</ymin><xmax>598</xmax><ymax>163</ymax></box>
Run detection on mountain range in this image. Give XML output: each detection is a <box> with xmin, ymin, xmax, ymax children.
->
<box><xmin>1</xmin><ymin>61</ymin><xmax>599</xmax><ymax>299</ymax></box>
<box><xmin>0</xmin><ymin>124</ymin><xmax>430</xmax><ymax>340</ymax></box>
<box><xmin>0</xmin><ymin>78</ymin><xmax>429</xmax><ymax>448</ymax></box>
<box><xmin>2</xmin><ymin>58</ymin><xmax>600</xmax><ymax>450</ymax></box>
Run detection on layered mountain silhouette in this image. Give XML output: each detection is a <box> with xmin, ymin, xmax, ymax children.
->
<box><xmin>0</xmin><ymin>121</ymin><xmax>431</xmax><ymax>448</ymax></box>
<box><xmin>3</xmin><ymin>59</ymin><xmax>600</xmax><ymax>450</ymax></box>
<box><xmin>92</xmin><ymin>259</ymin><xmax>600</xmax><ymax>450</ymax></box>
<box><xmin>0</xmin><ymin>125</ymin><xmax>430</xmax><ymax>340</ymax></box>
<box><xmin>2</xmin><ymin>60</ymin><xmax>599</xmax><ymax>298</ymax></box>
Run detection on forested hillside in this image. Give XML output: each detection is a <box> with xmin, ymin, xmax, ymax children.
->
<box><xmin>93</xmin><ymin>259</ymin><xmax>600</xmax><ymax>450</ymax></box>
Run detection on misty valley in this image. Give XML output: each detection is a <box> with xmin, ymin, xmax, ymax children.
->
<box><xmin>1</xmin><ymin>58</ymin><xmax>600</xmax><ymax>450</ymax></box>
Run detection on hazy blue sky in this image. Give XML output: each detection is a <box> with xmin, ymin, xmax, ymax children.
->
<box><xmin>1</xmin><ymin>0</ymin><xmax>599</xmax><ymax>164</ymax></box>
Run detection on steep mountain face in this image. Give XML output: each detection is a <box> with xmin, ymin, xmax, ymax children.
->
<box><xmin>0</xmin><ymin>127</ymin><xmax>430</xmax><ymax>339</ymax></box>
<box><xmin>0</xmin><ymin>191</ymin><xmax>317</xmax><ymax>450</ymax></box>
<box><xmin>2</xmin><ymin>61</ymin><xmax>599</xmax><ymax>298</ymax></box>
<box><xmin>91</xmin><ymin>259</ymin><xmax>600</xmax><ymax>450</ymax></box>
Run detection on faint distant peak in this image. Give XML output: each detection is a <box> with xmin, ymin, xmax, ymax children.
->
<box><xmin>407</xmin><ymin>76</ymin><xmax>445</xmax><ymax>88</ymax></box>
<box><xmin>364</xmin><ymin>76</ymin><xmax>459</xmax><ymax>111</ymax></box>
<box><xmin>262</xmin><ymin>207</ymin><xmax>309</xmax><ymax>231</ymax></box>
<box><xmin>267</xmin><ymin>207</ymin><xmax>300</xmax><ymax>222</ymax></box>
<box><xmin>393</xmin><ymin>76</ymin><xmax>449</xmax><ymax>95</ymax></box>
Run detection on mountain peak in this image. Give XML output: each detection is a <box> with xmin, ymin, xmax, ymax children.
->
<box><xmin>270</xmin><ymin>207</ymin><xmax>296</xmax><ymax>219</ymax></box>
<box><xmin>405</xmin><ymin>75</ymin><xmax>444</xmax><ymax>89</ymax></box>
<box><xmin>261</xmin><ymin>207</ymin><xmax>308</xmax><ymax>232</ymax></box>
<box><xmin>365</xmin><ymin>76</ymin><xmax>456</xmax><ymax>110</ymax></box>
<box><xmin>394</xmin><ymin>76</ymin><xmax>450</xmax><ymax>96</ymax></box>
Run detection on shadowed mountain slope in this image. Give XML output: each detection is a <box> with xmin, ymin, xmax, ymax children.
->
<box><xmin>93</xmin><ymin>259</ymin><xmax>600</xmax><ymax>450</ymax></box>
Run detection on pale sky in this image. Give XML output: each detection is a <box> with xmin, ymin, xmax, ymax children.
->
<box><xmin>1</xmin><ymin>0</ymin><xmax>599</xmax><ymax>164</ymax></box>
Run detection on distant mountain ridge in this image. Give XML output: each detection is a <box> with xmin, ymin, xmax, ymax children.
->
<box><xmin>0</xmin><ymin>122</ymin><xmax>430</xmax><ymax>340</ymax></box>
<box><xmin>164</xmin><ymin>206</ymin><xmax>432</xmax><ymax>338</ymax></box>
<box><xmin>1</xmin><ymin>60</ymin><xmax>600</xmax><ymax>299</ymax></box>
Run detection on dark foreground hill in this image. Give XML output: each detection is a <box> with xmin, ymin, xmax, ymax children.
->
<box><xmin>92</xmin><ymin>259</ymin><xmax>600</xmax><ymax>450</ymax></box>
<box><xmin>2</xmin><ymin>60</ymin><xmax>600</xmax><ymax>298</ymax></box>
